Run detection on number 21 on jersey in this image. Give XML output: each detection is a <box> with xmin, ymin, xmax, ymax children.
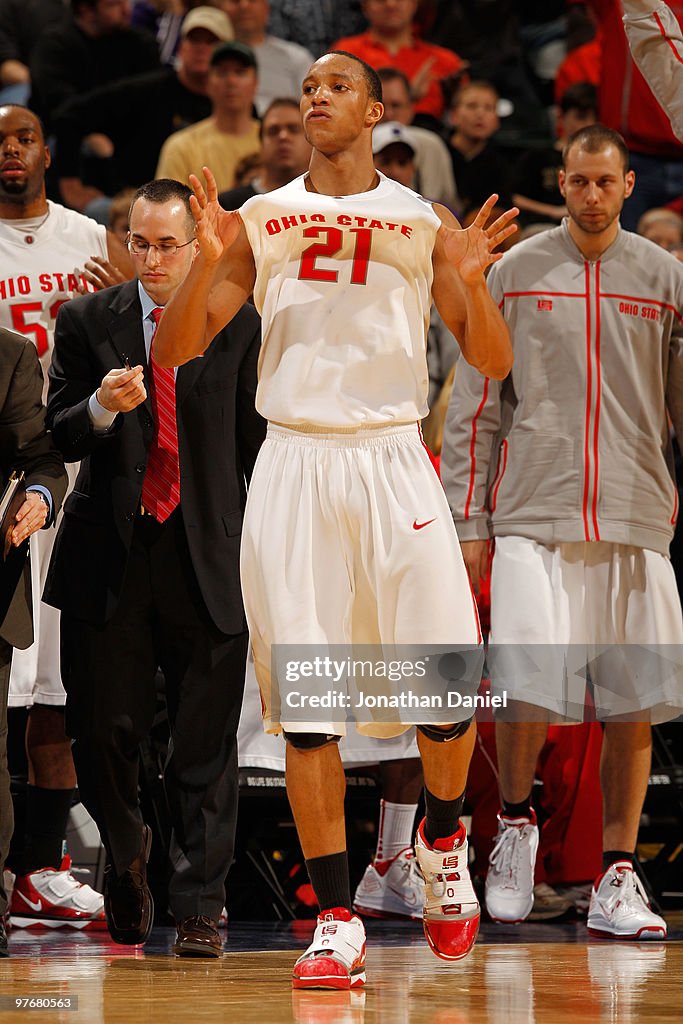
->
<box><xmin>298</xmin><ymin>226</ymin><xmax>372</xmax><ymax>286</ymax></box>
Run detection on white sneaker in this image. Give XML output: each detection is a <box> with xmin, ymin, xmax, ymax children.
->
<box><xmin>414</xmin><ymin>818</ymin><xmax>480</xmax><ymax>961</ymax></box>
<box><xmin>485</xmin><ymin>812</ymin><xmax>539</xmax><ymax>923</ymax></box>
<box><xmin>10</xmin><ymin>855</ymin><xmax>106</xmax><ymax>930</ymax></box>
<box><xmin>292</xmin><ymin>908</ymin><xmax>366</xmax><ymax>990</ymax></box>
<box><xmin>587</xmin><ymin>862</ymin><xmax>667</xmax><ymax>940</ymax></box>
<box><xmin>352</xmin><ymin>848</ymin><xmax>424</xmax><ymax>921</ymax></box>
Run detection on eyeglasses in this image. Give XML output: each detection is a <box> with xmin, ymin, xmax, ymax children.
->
<box><xmin>127</xmin><ymin>236</ymin><xmax>195</xmax><ymax>258</ymax></box>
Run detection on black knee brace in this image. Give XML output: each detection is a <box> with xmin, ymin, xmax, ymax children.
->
<box><xmin>282</xmin><ymin>730</ymin><xmax>342</xmax><ymax>750</ymax></box>
<box><xmin>417</xmin><ymin>717</ymin><xmax>473</xmax><ymax>743</ymax></box>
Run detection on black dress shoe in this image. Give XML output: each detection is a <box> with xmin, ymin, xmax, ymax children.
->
<box><xmin>104</xmin><ymin>825</ymin><xmax>154</xmax><ymax>945</ymax></box>
<box><xmin>173</xmin><ymin>915</ymin><xmax>222</xmax><ymax>958</ymax></box>
<box><xmin>0</xmin><ymin>914</ymin><xmax>8</xmax><ymax>957</ymax></box>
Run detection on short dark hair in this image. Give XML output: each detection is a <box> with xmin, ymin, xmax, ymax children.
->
<box><xmin>0</xmin><ymin>104</ymin><xmax>46</xmax><ymax>142</ymax></box>
<box><xmin>260</xmin><ymin>97</ymin><xmax>301</xmax><ymax>139</ymax></box>
<box><xmin>559</xmin><ymin>82</ymin><xmax>598</xmax><ymax>116</ymax></box>
<box><xmin>327</xmin><ymin>51</ymin><xmax>383</xmax><ymax>105</ymax></box>
<box><xmin>377</xmin><ymin>66</ymin><xmax>411</xmax><ymax>94</ymax></box>
<box><xmin>451</xmin><ymin>79</ymin><xmax>499</xmax><ymax>110</ymax></box>
<box><xmin>129</xmin><ymin>179</ymin><xmax>194</xmax><ymax>230</ymax></box>
<box><xmin>563</xmin><ymin>123</ymin><xmax>630</xmax><ymax>173</ymax></box>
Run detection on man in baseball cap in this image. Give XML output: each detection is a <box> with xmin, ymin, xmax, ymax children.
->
<box><xmin>372</xmin><ymin>121</ymin><xmax>417</xmax><ymax>189</ymax></box>
<box><xmin>180</xmin><ymin>6</ymin><xmax>234</xmax><ymax>43</ymax></box>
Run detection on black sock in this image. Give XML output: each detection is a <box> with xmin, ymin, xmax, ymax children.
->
<box><xmin>306</xmin><ymin>852</ymin><xmax>351</xmax><ymax>913</ymax></box>
<box><xmin>21</xmin><ymin>786</ymin><xmax>74</xmax><ymax>874</ymax></box>
<box><xmin>423</xmin><ymin>788</ymin><xmax>465</xmax><ymax>847</ymax></box>
<box><xmin>502</xmin><ymin>796</ymin><xmax>533</xmax><ymax>820</ymax></box>
<box><xmin>603</xmin><ymin>850</ymin><xmax>634</xmax><ymax>871</ymax></box>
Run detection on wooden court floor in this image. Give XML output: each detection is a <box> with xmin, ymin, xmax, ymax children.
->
<box><xmin>1</xmin><ymin>921</ymin><xmax>682</xmax><ymax>1024</ymax></box>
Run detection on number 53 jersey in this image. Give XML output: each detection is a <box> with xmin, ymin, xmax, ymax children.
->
<box><xmin>240</xmin><ymin>172</ymin><xmax>441</xmax><ymax>428</ymax></box>
<box><xmin>0</xmin><ymin>200</ymin><xmax>107</xmax><ymax>388</ymax></box>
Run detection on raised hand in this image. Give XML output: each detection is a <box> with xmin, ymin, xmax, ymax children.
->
<box><xmin>440</xmin><ymin>196</ymin><xmax>518</xmax><ymax>284</ymax></box>
<box><xmin>188</xmin><ymin>167</ymin><xmax>243</xmax><ymax>265</ymax></box>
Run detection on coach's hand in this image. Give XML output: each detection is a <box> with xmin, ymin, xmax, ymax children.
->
<box><xmin>10</xmin><ymin>490</ymin><xmax>49</xmax><ymax>546</ymax></box>
<box><xmin>188</xmin><ymin>166</ymin><xmax>243</xmax><ymax>265</ymax></box>
<box><xmin>440</xmin><ymin>195</ymin><xmax>518</xmax><ymax>284</ymax></box>
<box><xmin>97</xmin><ymin>366</ymin><xmax>147</xmax><ymax>413</ymax></box>
<box><xmin>460</xmin><ymin>538</ymin><xmax>490</xmax><ymax>593</ymax></box>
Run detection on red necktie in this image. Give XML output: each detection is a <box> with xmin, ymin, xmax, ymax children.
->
<box><xmin>141</xmin><ymin>306</ymin><xmax>180</xmax><ymax>522</ymax></box>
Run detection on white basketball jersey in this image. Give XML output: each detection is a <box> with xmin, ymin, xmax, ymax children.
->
<box><xmin>0</xmin><ymin>201</ymin><xmax>107</xmax><ymax>383</ymax></box>
<box><xmin>240</xmin><ymin>172</ymin><xmax>440</xmax><ymax>427</ymax></box>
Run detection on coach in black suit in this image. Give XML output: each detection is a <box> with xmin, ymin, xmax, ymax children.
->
<box><xmin>44</xmin><ymin>180</ymin><xmax>265</xmax><ymax>957</ymax></box>
<box><xmin>0</xmin><ymin>332</ymin><xmax>66</xmax><ymax>956</ymax></box>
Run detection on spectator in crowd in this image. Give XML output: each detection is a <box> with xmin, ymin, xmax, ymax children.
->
<box><xmin>637</xmin><ymin>206</ymin><xmax>683</xmax><ymax>255</ymax></box>
<box><xmin>156</xmin><ymin>41</ymin><xmax>260</xmax><ymax>193</ymax></box>
<box><xmin>0</xmin><ymin>0</ymin><xmax>64</xmax><ymax>106</ymax></box>
<box><xmin>377</xmin><ymin>67</ymin><xmax>458</xmax><ymax>208</ymax></box>
<box><xmin>512</xmin><ymin>82</ymin><xmax>598</xmax><ymax>228</ymax></box>
<box><xmin>446</xmin><ymin>80</ymin><xmax>512</xmax><ymax>217</ymax></box>
<box><xmin>267</xmin><ymin>0</ymin><xmax>366</xmax><ymax>58</ymax></box>
<box><xmin>29</xmin><ymin>0</ymin><xmax>160</xmax><ymax>132</ymax></box>
<box><xmin>108</xmin><ymin>187</ymin><xmax>138</xmax><ymax>243</ymax></box>
<box><xmin>52</xmin><ymin>6</ymin><xmax>232</xmax><ymax>213</ymax></box>
<box><xmin>333</xmin><ymin>0</ymin><xmax>466</xmax><ymax>123</ymax></box>
<box><xmin>131</xmin><ymin>0</ymin><xmax>191</xmax><ymax>64</ymax></box>
<box><xmin>568</xmin><ymin>0</ymin><xmax>683</xmax><ymax>230</ymax></box>
<box><xmin>223</xmin><ymin>0</ymin><xmax>313</xmax><ymax>115</ymax></box>
<box><xmin>219</xmin><ymin>96</ymin><xmax>311</xmax><ymax>209</ymax></box>
<box><xmin>426</xmin><ymin>1</ymin><xmax>547</xmax><ymax>142</ymax></box>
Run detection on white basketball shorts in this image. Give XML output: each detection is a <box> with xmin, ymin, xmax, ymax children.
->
<box><xmin>489</xmin><ymin>536</ymin><xmax>683</xmax><ymax>723</ymax></box>
<box><xmin>241</xmin><ymin>423</ymin><xmax>481</xmax><ymax>737</ymax></box>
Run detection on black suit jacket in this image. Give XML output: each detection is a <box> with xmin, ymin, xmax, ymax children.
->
<box><xmin>0</xmin><ymin>331</ymin><xmax>67</xmax><ymax>649</ymax></box>
<box><xmin>44</xmin><ymin>281</ymin><xmax>265</xmax><ymax>633</ymax></box>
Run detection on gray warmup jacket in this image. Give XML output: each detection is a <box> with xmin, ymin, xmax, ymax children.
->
<box><xmin>442</xmin><ymin>220</ymin><xmax>683</xmax><ymax>556</ymax></box>
<box><xmin>624</xmin><ymin>1</ymin><xmax>683</xmax><ymax>143</ymax></box>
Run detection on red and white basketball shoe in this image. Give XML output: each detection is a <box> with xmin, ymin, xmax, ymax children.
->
<box><xmin>587</xmin><ymin>862</ymin><xmax>667</xmax><ymax>940</ymax></box>
<box><xmin>292</xmin><ymin>908</ymin><xmax>366</xmax><ymax>990</ymax></box>
<box><xmin>414</xmin><ymin>818</ymin><xmax>480</xmax><ymax>961</ymax></box>
<box><xmin>353</xmin><ymin>847</ymin><xmax>424</xmax><ymax>921</ymax></box>
<box><xmin>10</xmin><ymin>856</ymin><xmax>106</xmax><ymax>930</ymax></box>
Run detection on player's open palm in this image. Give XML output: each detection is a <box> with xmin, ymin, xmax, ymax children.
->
<box><xmin>440</xmin><ymin>195</ymin><xmax>518</xmax><ymax>283</ymax></box>
<box><xmin>188</xmin><ymin>167</ymin><xmax>242</xmax><ymax>265</ymax></box>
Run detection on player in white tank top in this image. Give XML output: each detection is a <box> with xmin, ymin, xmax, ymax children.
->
<box><xmin>154</xmin><ymin>52</ymin><xmax>517</xmax><ymax>980</ymax></box>
<box><xmin>0</xmin><ymin>105</ymin><xmax>130</xmax><ymax>930</ymax></box>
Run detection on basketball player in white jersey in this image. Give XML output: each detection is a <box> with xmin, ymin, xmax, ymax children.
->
<box><xmin>0</xmin><ymin>104</ymin><xmax>130</xmax><ymax>929</ymax></box>
<box><xmin>154</xmin><ymin>52</ymin><xmax>516</xmax><ymax>988</ymax></box>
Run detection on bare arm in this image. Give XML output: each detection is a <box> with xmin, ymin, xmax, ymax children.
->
<box><xmin>431</xmin><ymin>197</ymin><xmax>516</xmax><ymax>380</ymax></box>
<box><xmin>153</xmin><ymin>167</ymin><xmax>257</xmax><ymax>368</ymax></box>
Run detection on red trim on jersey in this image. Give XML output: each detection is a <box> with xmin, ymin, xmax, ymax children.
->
<box><xmin>591</xmin><ymin>262</ymin><xmax>602</xmax><ymax>541</ymax></box>
<box><xmin>502</xmin><ymin>290</ymin><xmax>586</xmax><ymax>300</ymax></box>
<box><xmin>600</xmin><ymin>292</ymin><xmax>683</xmax><ymax>326</ymax></box>
<box><xmin>672</xmin><ymin>485</ymin><xmax>679</xmax><ymax>526</ymax></box>
<box><xmin>655</xmin><ymin>10</ymin><xmax>683</xmax><ymax>66</ymax></box>
<box><xmin>464</xmin><ymin>378</ymin><xmax>490</xmax><ymax>519</ymax></box>
<box><xmin>489</xmin><ymin>439</ymin><xmax>508</xmax><ymax>513</ymax></box>
<box><xmin>582</xmin><ymin>263</ymin><xmax>593</xmax><ymax>542</ymax></box>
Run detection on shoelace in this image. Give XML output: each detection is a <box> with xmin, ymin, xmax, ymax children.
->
<box><xmin>604</xmin><ymin>869</ymin><xmax>650</xmax><ymax>914</ymax></box>
<box><xmin>182</xmin><ymin>915</ymin><xmax>216</xmax><ymax>932</ymax></box>
<box><xmin>400</xmin><ymin>852</ymin><xmax>423</xmax><ymax>891</ymax></box>
<box><xmin>489</xmin><ymin>824</ymin><xmax>525</xmax><ymax>887</ymax></box>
